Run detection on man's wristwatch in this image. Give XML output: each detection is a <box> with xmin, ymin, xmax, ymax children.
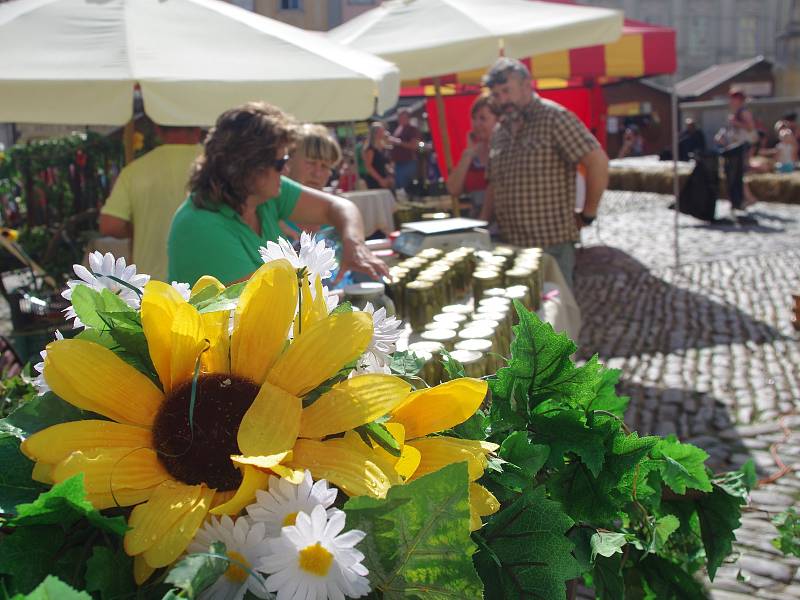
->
<box><xmin>579</xmin><ymin>213</ymin><xmax>596</xmax><ymax>225</ymax></box>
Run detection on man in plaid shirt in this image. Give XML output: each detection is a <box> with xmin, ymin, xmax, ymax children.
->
<box><xmin>480</xmin><ymin>58</ymin><xmax>608</xmax><ymax>288</ymax></box>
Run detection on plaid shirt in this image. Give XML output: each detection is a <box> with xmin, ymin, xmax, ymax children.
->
<box><xmin>488</xmin><ymin>96</ymin><xmax>599</xmax><ymax>248</ymax></box>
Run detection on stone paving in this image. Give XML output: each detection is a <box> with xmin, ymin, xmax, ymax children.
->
<box><xmin>575</xmin><ymin>191</ymin><xmax>800</xmax><ymax>598</ymax></box>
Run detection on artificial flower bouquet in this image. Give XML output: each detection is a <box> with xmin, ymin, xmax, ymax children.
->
<box><xmin>0</xmin><ymin>234</ymin><xmax>753</xmax><ymax>599</ymax></box>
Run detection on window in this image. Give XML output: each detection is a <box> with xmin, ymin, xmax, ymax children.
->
<box><xmin>230</xmin><ymin>0</ymin><xmax>254</xmax><ymax>9</ymax></box>
<box><xmin>687</xmin><ymin>15</ymin><xmax>712</xmax><ymax>57</ymax></box>
<box><xmin>737</xmin><ymin>16</ymin><xmax>758</xmax><ymax>56</ymax></box>
<box><xmin>280</xmin><ymin>0</ymin><xmax>301</xmax><ymax>9</ymax></box>
<box><xmin>348</xmin><ymin>0</ymin><xmax>375</xmax><ymax>4</ymax></box>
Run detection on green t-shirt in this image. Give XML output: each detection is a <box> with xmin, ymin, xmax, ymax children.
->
<box><xmin>168</xmin><ymin>176</ymin><xmax>302</xmax><ymax>285</ymax></box>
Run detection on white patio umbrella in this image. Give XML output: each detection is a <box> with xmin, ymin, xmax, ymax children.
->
<box><xmin>329</xmin><ymin>0</ymin><xmax>622</xmax><ymax>214</ymax></box>
<box><xmin>328</xmin><ymin>0</ymin><xmax>623</xmax><ymax>82</ymax></box>
<box><xmin>0</xmin><ymin>0</ymin><xmax>400</xmax><ymax>126</ymax></box>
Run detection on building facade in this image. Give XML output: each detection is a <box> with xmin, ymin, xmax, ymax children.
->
<box><xmin>227</xmin><ymin>0</ymin><xmax>379</xmax><ymax>31</ymax></box>
<box><xmin>574</xmin><ymin>0</ymin><xmax>795</xmax><ymax>81</ymax></box>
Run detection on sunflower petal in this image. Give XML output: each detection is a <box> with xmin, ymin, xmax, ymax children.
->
<box><xmin>209</xmin><ymin>465</ymin><xmax>269</xmax><ymax>516</ymax></box>
<box><xmin>407</xmin><ymin>437</ymin><xmax>497</xmax><ymax>482</ymax></box>
<box><xmin>395</xmin><ymin>444</ymin><xmax>422</xmax><ymax>481</ymax></box>
<box><xmin>289</xmin><ymin>438</ymin><xmax>390</xmax><ymax>498</ymax></box>
<box><xmin>141</xmin><ymin>281</ymin><xmax>185</xmax><ymax>392</ymax></box>
<box><xmin>390</xmin><ymin>378</ymin><xmax>488</xmax><ymax>439</ymax></box>
<box><xmin>200</xmin><ymin>310</ymin><xmax>230</xmax><ymax>374</ymax></box>
<box><xmin>166</xmin><ymin>302</ymin><xmax>207</xmax><ymax>392</ymax></box>
<box><xmin>237</xmin><ymin>381</ymin><xmax>301</xmax><ymax>458</ymax></box>
<box><xmin>84</xmin><ymin>487</ymin><xmax>162</xmax><ymax>510</ymax></box>
<box><xmin>230</xmin><ymin>451</ymin><xmax>291</xmax><ymax>470</ymax></box>
<box><xmin>191</xmin><ymin>275</ymin><xmax>225</xmax><ymax>297</ymax></box>
<box><xmin>134</xmin><ymin>554</ymin><xmax>155</xmax><ymax>585</ymax></box>
<box><xmin>142</xmin><ymin>486</ymin><xmax>214</xmax><ymax>568</ymax></box>
<box><xmin>31</xmin><ymin>462</ymin><xmax>53</xmax><ymax>484</ymax></box>
<box><xmin>125</xmin><ymin>481</ymin><xmax>201</xmax><ymax>555</ymax></box>
<box><xmin>267</xmin><ymin>312</ymin><xmax>373</xmax><ymax>397</ymax></box>
<box><xmin>470</xmin><ymin>483</ymin><xmax>500</xmax><ymax>518</ymax></box>
<box><xmin>340</xmin><ymin>431</ymin><xmax>403</xmax><ymax>486</ymax></box>
<box><xmin>300</xmin><ymin>375</ymin><xmax>411</xmax><ymax>439</ymax></box>
<box><xmin>52</xmin><ymin>448</ymin><xmax>170</xmax><ymax>501</ymax></box>
<box><xmin>44</xmin><ymin>339</ymin><xmax>163</xmax><ymax>427</ymax></box>
<box><xmin>21</xmin><ymin>420</ymin><xmax>151</xmax><ymax>465</ymax></box>
<box><xmin>269</xmin><ymin>464</ymin><xmax>306</xmax><ymax>484</ymax></box>
<box><xmin>231</xmin><ymin>260</ymin><xmax>297</xmax><ymax>384</ymax></box>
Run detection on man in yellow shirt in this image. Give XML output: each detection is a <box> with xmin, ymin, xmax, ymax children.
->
<box><xmin>99</xmin><ymin>126</ymin><xmax>203</xmax><ymax>281</ymax></box>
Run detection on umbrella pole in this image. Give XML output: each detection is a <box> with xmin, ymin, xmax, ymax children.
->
<box><xmin>433</xmin><ymin>77</ymin><xmax>458</xmax><ymax>217</ymax></box>
<box><xmin>123</xmin><ymin>120</ymin><xmax>135</xmax><ymax>165</ymax></box>
<box><xmin>671</xmin><ymin>81</ymin><xmax>680</xmax><ymax>269</ymax></box>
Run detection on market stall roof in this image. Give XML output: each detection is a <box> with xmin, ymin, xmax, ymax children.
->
<box><xmin>401</xmin><ymin>14</ymin><xmax>676</xmax><ymax>89</ymax></box>
<box><xmin>0</xmin><ymin>0</ymin><xmax>400</xmax><ymax>126</ymax></box>
<box><xmin>327</xmin><ymin>0</ymin><xmax>623</xmax><ymax>82</ymax></box>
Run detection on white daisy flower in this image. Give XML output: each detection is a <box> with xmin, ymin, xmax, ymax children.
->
<box><xmin>259</xmin><ymin>505</ymin><xmax>370</xmax><ymax>600</ymax></box>
<box><xmin>61</xmin><ymin>251</ymin><xmax>149</xmax><ymax>328</ymax></box>
<box><xmin>259</xmin><ymin>232</ymin><xmax>337</xmax><ymax>281</ymax></box>
<box><xmin>247</xmin><ymin>470</ymin><xmax>338</xmax><ymax>538</ymax></box>
<box><xmin>171</xmin><ymin>281</ymin><xmax>191</xmax><ymax>301</ymax></box>
<box><xmin>187</xmin><ymin>515</ymin><xmax>272</xmax><ymax>600</ymax></box>
<box><xmin>322</xmin><ymin>285</ymin><xmax>340</xmax><ymax>313</ymax></box>
<box><xmin>356</xmin><ymin>303</ymin><xmax>403</xmax><ymax>371</ymax></box>
<box><xmin>28</xmin><ymin>330</ymin><xmax>64</xmax><ymax>396</ymax></box>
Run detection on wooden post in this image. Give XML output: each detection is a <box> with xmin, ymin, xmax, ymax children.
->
<box><xmin>123</xmin><ymin>119</ymin><xmax>135</xmax><ymax>165</ymax></box>
<box><xmin>433</xmin><ymin>77</ymin><xmax>459</xmax><ymax>217</ymax></box>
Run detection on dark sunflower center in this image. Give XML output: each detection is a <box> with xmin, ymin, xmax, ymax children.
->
<box><xmin>152</xmin><ymin>374</ymin><xmax>259</xmax><ymax>491</ymax></box>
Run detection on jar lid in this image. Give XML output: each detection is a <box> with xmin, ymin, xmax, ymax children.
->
<box><xmin>473</xmin><ymin>311</ymin><xmax>506</xmax><ymax>323</ymax></box>
<box><xmin>408</xmin><ymin>341</ymin><xmax>444</xmax><ymax>354</ymax></box>
<box><xmin>483</xmin><ymin>288</ymin><xmax>507</xmax><ymax>297</ymax></box>
<box><xmin>421</xmin><ymin>329</ymin><xmax>457</xmax><ymax>343</ymax></box>
<box><xmin>441</xmin><ymin>304</ymin><xmax>472</xmax><ymax>315</ymax></box>
<box><xmin>450</xmin><ymin>349</ymin><xmax>483</xmax><ymax>365</ymax></box>
<box><xmin>455</xmin><ymin>339</ymin><xmax>493</xmax><ymax>353</ymax></box>
<box><xmin>344</xmin><ymin>282</ymin><xmax>386</xmax><ymax>296</ymax></box>
<box><xmin>458</xmin><ymin>326</ymin><xmax>493</xmax><ymax>340</ymax></box>
<box><xmin>433</xmin><ymin>312</ymin><xmax>468</xmax><ymax>324</ymax></box>
<box><xmin>478</xmin><ymin>298</ymin><xmax>511</xmax><ymax>310</ymax></box>
<box><xmin>466</xmin><ymin>319</ymin><xmax>499</xmax><ymax>330</ymax></box>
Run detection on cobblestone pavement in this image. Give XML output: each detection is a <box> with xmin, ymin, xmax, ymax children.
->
<box><xmin>575</xmin><ymin>192</ymin><xmax>800</xmax><ymax>598</ymax></box>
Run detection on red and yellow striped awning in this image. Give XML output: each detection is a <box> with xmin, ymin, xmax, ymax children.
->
<box><xmin>402</xmin><ymin>16</ymin><xmax>675</xmax><ymax>89</ymax></box>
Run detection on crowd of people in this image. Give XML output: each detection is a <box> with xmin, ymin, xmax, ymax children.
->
<box><xmin>97</xmin><ymin>57</ymin><xmax>610</xmax><ymax>292</ymax></box>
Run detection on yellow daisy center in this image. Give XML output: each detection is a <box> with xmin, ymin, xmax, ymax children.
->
<box><xmin>225</xmin><ymin>550</ymin><xmax>251</xmax><ymax>584</ymax></box>
<box><xmin>151</xmin><ymin>374</ymin><xmax>260</xmax><ymax>490</ymax></box>
<box><xmin>298</xmin><ymin>542</ymin><xmax>334</xmax><ymax>577</ymax></box>
<box><xmin>282</xmin><ymin>512</ymin><xmax>298</xmax><ymax>527</ymax></box>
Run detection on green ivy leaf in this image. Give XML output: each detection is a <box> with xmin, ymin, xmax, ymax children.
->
<box><xmin>188</xmin><ymin>284</ymin><xmax>220</xmax><ymax>307</ymax></box>
<box><xmin>591</xmin><ymin>531</ymin><xmax>627</xmax><ymax>561</ymax></box>
<box><xmin>498</xmin><ymin>431</ymin><xmax>549</xmax><ymax>479</ymax></box>
<box><xmin>583</xmin><ymin>367</ymin><xmax>630</xmax><ymax>418</ymax></box>
<box><xmin>0</xmin><ymin>434</ymin><xmax>46</xmax><ymax>513</ymax></box>
<box><xmin>344</xmin><ymin>462</ymin><xmax>482</xmax><ymax>599</ymax></box>
<box><xmin>772</xmin><ymin>508</ymin><xmax>800</xmax><ymax>558</ymax></box>
<box><xmin>637</xmin><ymin>554</ymin><xmax>707</xmax><ymax>599</ymax></box>
<box><xmin>450</xmin><ymin>410</ymin><xmax>488</xmax><ymax>441</ymax></box>
<box><xmin>653</xmin><ymin>437</ymin><xmax>712</xmax><ymax>494</ymax></box>
<box><xmin>70</xmin><ymin>287</ymin><xmax>134</xmax><ymax>331</ymax></box>
<box><xmin>547</xmin><ymin>431</ymin><xmax>658</xmax><ymax>523</ymax></box>
<box><xmin>356</xmin><ymin>422</ymin><xmax>401</xmax><ymax>457</ymax></box>
<box><xmin>389</xmin><ymin>350</ymin><xmax>426</xmax><ymax>377</ymax></box>
<box><xmin>10</xmin><ymin>575</ymin><xmax>91</xmax><ymax>600</ymax></box>
<box><xmin>84</xmin><ymin>546</ymin><xmax>135</xmax><ymax>600</ymax></box>
<box><xmin>651</xmin><ymin>514</ymin><xmax>681</xmax><ymax>554</ymax></box>
<box><xmin>0</xmin><ymin>392</ymin><xmax>87</xmax><ymax>440</ymax></box>
<box><xmin>0</xmin><ymin>526</ymin><xmax>66</xmax><ymax>594</ymax></box>
<box><xmin>696</xmin><ymin>482</ymin><xmax>745</xmax><ymax>580</ymax></box>
<box><xmin>164</xmin><ymin>541</ymin><xmax>228</xmax><ymax>599</ymax></box>
<box><xmin>440</xmin><ymin>348</ymin><xmax>466</xmax><ymax>380</ymax></box>
<box><xmin>592</xmin><ymin>554</ymin><xmax>625</xmax><ymax>600</ymax></box>
<box><xmin>194</xmin><ymin>282</ymin><xmax>246</xmax><ymax>313</ymax></box>
<box><xmin>12</xmin><ymin>474</ymin><xmax>127</xmax><ymax>536</ymax></box>
<box><xmin>475</xmin><ymin>485</ymin><xmax>580</xmax><ymax>599</ymax></box>
<box><xmin>330</xmin><ymin>301</ymin><xmax>353</xmax><ymax>315</ymax></box>
<box><xmin>529</xmin><ymin>409</ymin><xmax>617</xmax><ymax>476</ymax></box>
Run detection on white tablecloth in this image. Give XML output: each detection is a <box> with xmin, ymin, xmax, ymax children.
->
<box><xmin>342</xmin><ymin>189</ymin><xmax>396</xmax><ymax>236</ymax></box>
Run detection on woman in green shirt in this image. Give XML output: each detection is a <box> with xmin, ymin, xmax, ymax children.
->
<box><xmin>168</xmin><ymin>102</ymin><xmax>388</xmax><ymax>285</ymax></box>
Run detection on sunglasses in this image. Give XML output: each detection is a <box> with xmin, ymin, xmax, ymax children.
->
<box><xmin>273</xmin><ymin>154</ymin><xmax>290</xmax><ymax>171</ymax></box>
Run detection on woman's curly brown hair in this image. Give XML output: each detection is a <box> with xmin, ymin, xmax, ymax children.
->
<box><xmin>189</xmin><ymin>102</ymin><xmax>296</xmax><ymax>212</ymax></box>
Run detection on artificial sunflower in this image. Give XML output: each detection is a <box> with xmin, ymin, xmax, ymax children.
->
<box><xmin>20</xmin><ymin>259</ymin><xmax>413</xmax><ymax>580</ymax></box>
<box><xmin>338</xmin><ymin>378</ymin><xmax>500</xmax><ymax>531</ymax></box>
